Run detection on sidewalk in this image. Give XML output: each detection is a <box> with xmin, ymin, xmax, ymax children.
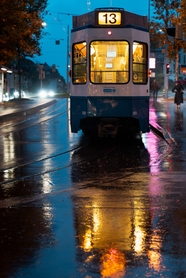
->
<box><xmin>152</xmin><ymin>89</ymin><xmax>186</xmax><ymax>101</ymax></box>
<box><xmin>0</xmin><ymin>98</ymin><xmax>57</xmax><ymax>123</ymax></box>
<box><xmin>152</xmin><ymin>90</ymin><xmax>173</xmax><ymax>100</ymax></box>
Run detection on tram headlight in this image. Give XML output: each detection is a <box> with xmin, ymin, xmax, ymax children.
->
<box><xmin>108</xmin><ymin>31</ymin><xmax>112</xmax><ymax>36</ymax></box>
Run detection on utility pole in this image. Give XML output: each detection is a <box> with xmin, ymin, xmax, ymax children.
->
<box><xmin>175</xmin><ymin>24</ymin><xmax>183</xmax><ymax>80</ymax></box>
<box><xmin>166</xmin><ymin>24</ymin><xmax>183</xmax><ymax>81</ymax></box>
<box><xmin>39</xmin><ymin>65</ymin><xmax>45</xmax><ymax>89</ymax></box>
<box><xmin>18</xmin><ymin>57</ymin><xmax>22</xmax><ymax>98</ymax></box>
<box><xmin>164</xmin><ymin>0</ymin><xmax>169</xmax><ymax>99</ymax></box>
<box><xmin>0</xmin><ymin>70</ymin><xmax>5</xmax><ymax>103</ymax></box>
<box><xmin>66</xmin><ymin>25</ymin><xmax>70</xmax><ymax>93</ymax></box>
<box><xmin>164</xmin><ymin>47</ymin><xmax>169</xmax><ymax>99</ymax></box>
<box><xmin>0</xmin><ymin>66</ymin><xmax>12</xmax><ymax>103</ymax></box>
<box><xmin>175</xmin><ymin>45</ymin><xmax>179</xmax><ymax>80</ymax></box>
<box><xmin>148</xmin><ymin>0</ymin><xmax>150</xmax><ymax>20</ymax></box>
<box><xmin>57</xmin><ymin>13</ymin><xmax>77</xmax><ymax>92</ymax></box>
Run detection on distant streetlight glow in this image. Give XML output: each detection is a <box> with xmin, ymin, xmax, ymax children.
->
<box><xmin>42</xmin><ymin>22</ymin><xmax>47</xmax><ymax>27</ymax></box>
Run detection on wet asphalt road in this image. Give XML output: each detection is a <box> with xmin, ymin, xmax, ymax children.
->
<box><xmin>0</xmin><ymin>97</ymin><xmax>186</xmax><ymax>277</ymax></box>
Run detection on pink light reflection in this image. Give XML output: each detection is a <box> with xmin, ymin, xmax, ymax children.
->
<box><xmin>143</xmin><ymin>106</ymin><xmax>161</xmax><ymax>173</ymax></box>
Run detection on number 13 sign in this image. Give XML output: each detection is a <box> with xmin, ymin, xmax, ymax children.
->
<box><xmin>98</xmin><ymin>12</ymin><xmax>121</xmax><ymax>25</ymax></box>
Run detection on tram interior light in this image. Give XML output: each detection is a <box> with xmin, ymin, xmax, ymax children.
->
<box><xmin>107</xmin><ymin>51</ymin><xmax>116</xmax><ymax>57</ymax></box>
<box><xmin>105</xmin><ymin>63</ymin><xmax>113</xmax><ymax>68</ymax></box>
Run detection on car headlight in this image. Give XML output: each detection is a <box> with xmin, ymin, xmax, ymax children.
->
<box><xmin>39</xmin><ymin>89</ymin><xmax>47</xmax><ymax>98</ymax></box>
<box><xmin>48</xmin><ymin>90</ymin><xmax>55</xmax><ymax>97</ymax></box>
<box><xmin>14</xmin><ymin>91</ymin><xmax>19</xmax><ymax>98</ymax></box>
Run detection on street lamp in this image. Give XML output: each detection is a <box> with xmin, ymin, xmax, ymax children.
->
<box><xmin>0</xmin><ymin>66</ymin><xmax>13</xmax><ymax>103</ymax></box>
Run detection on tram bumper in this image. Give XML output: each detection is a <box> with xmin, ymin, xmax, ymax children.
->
<box><xmin>98</xmin><ymin>118</ymin><xmax>120</xmax><ymax>137</ymax></box>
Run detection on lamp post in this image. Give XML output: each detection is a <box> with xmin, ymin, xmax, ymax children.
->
<box><xmin>66</xmin><ymin>25</ymin><xmax>70</xmax><ymax>93</ymax></box>
<box><xmin>51</xmin><ymin>35</ymin><xmax>68</xmax><ymax>91</ymax></box>
<box><xmin>164</xmin><ymin>48</ymin><xmax>169</xmax><ymax>99</ymax></box>
<box><xmin>0</xmin><ymin>66</ymin><xmax>13</xmax><ymax>103</ymax></box>
<box><xmin>164</xmin><ymin>0</ymin><xmax>169</xmax><ymax>99</ymax></box>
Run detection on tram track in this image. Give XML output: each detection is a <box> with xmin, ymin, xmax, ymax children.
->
<box><xmin>0</xmin><ymin>99</ymin><xmax>68</xmax><ymax>136</ymax></box>
<box><xmin>0</xmin><ymin>133</ymin><xmax>124</xmax><ymax>184</ymax></box>
<box><xmin>0</xmin><ymin>140</ymin><xmax>124</xmax><ymax>208</ymax></box>
<box><xmin>0</xmin><ymin>129</ymin><xmax>174</xmax><ymax>189</ymax></box>
<box><xmin>0</xmin><ymin>139</ymin><xmax>92</xmax><ymax>185</ymax></box>
<box><xmin>0</xmin><ymin>136</ymin><xmax>174</xmax><ymax>210</ymax></box>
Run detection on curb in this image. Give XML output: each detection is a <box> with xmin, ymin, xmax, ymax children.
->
<box><xmin>0</xmin><ymin>99</ymin><xmax>57</xmax><ymax>123</ymax></box>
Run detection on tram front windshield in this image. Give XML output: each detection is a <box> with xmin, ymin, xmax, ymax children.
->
<box><xmin>72</xmin><ymin>41</ymin><xmax>148</xmax><ymax>84</ymax></box>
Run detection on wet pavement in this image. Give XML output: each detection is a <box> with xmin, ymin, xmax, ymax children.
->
<box><xmin>1</xmin><ymin>94</ymin><xmax>186</xmax><ymax>278</ymax></box>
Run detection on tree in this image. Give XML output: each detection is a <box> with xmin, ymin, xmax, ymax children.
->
<box><xmin>0</xmin><ymin>0</ymin><xmax>47</xmax><ymax>97</ymax></box>
<box><xmin>0</xmin><ymin>0</ymin><xmax>47</xmax><ymax>63</ymax></box>
<box><xmin>149</xmin><ymin>0</ymin><xmax>186</xmax><ymax>79</ymax></box>
<box><xmin>0</xmin><ymin>0</ymin><xmax>47</xmax><ymax>96</ymax></box>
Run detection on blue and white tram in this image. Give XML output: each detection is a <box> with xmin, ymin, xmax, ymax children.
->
<box><xmin>70</xmin><ymin>7</ymin><xmax>150</xmax><ymax>137</ymax></box>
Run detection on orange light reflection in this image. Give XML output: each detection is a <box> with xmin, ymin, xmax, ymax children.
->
<box><xmin>100</xmin><ymin>248</ymin><xmax>126</xmax><ymax>277</ymax></box>
<box><xmin>148</xmin><ymin>233</ymin><xmax>162</xmax><ymax>271</ymax></box>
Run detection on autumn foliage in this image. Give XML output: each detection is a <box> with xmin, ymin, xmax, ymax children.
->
<box><xmin>149</xmin><ymin>0</ymin><xmax>186</xmax><ymax>61</ymax></box>
<box><xmin>0</xmin><ymin>0</ymin><xmax>47</xmax><ymax>66</ymax></box>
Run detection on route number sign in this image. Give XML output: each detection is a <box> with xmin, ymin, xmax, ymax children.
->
<box><xmin>98</xmin><ymin>12</ymin><xmax>121</xmax><ymax>25</ymax></box>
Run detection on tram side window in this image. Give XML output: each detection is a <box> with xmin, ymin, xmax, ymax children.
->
<box><xmin>72</xmin><ymin>42</ymin><xmax>87</xmax><ymax>84</ymax></box>
<box><xmin>90</xmin><ymin>41</ymin><xmax>129</xmax><ymax>84</ymax></box>
<box><xmin>132</xmin><ymin>42</ymin><xmax>148</xmax><ymax>84</ymax></box>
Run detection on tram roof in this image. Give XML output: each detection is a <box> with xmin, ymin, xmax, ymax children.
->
<box><xmin>72</xmin><ymin>8</ymin><xmax>148</xmax><ymax>29</ymax></box>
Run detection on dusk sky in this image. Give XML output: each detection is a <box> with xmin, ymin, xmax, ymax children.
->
<box><xmin>33</xmin><ymin>0</ymin><xmax>151</xmax><ymax>79</ymax></box>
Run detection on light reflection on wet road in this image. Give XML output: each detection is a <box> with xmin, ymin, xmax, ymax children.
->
<box><xmin>71</xmin><ymin>172</ymin><xmax>186</xmax><ymax>277</ymax></box>
<box><xmin>1</xmin><ymin>98</ymin><xmax>186</xmax><ymax>277</ymax></box>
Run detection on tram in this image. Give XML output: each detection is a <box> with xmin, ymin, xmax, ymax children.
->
<box><xmin>69</xmin><ymin>7</ymin><xmax>150</xmax><ymax>137</ymax></box>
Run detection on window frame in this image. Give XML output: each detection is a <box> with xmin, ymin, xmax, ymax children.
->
<box><xmin>72</xmin><ymin>41</ymin><xmax>87</xmax><ymax>84</ymax></box>
<box><xmin>132</xmin><ymin>41</ymin><xmax>148</xmax><ymax>84</ymax></box>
